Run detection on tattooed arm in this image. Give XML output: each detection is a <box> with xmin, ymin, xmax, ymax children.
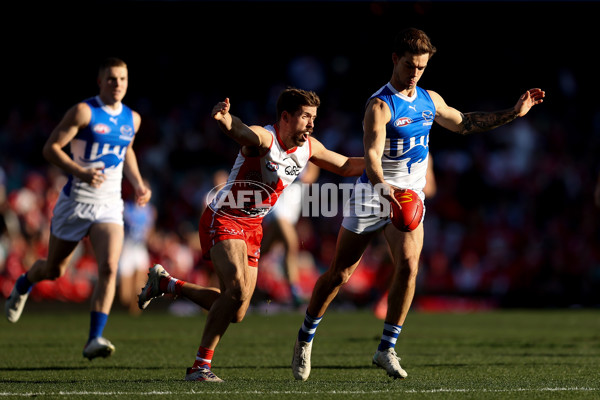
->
<box><xmin>429</xmin><ymin>88</ymin><xmax>545</xmax><ymax>135</ymax></box>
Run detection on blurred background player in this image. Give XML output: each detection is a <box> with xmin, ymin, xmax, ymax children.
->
<box><xmin>4</xmin><ymin>57</ymin><xmax>152</xmax><ymax>360</ymax></box>
<box><xmin>292</xmin><ymin>28</ymin><xmax>545</xmax><ymax>381</ymax></box>
<box><xmin>260</xmin><ymin>162</ymin><xmax>320</xmax><ymax>307</ymax></box>
<box><xmin>137</xmin><ymin>89</ymin><xmax>364</xmax><ymax>382</ymax></box>
<box><xmin>118</xmin><ymin>180</ymin><xmax>156</xmax><ymax>315</ymax></box>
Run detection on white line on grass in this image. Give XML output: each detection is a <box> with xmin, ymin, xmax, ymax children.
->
<box><xmin>0</xmin><ymin>387</ymin><xmax>599</xmax><ymax>396</ymax></box>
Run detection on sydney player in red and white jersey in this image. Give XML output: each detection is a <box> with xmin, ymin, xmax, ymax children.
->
<box><xmin>138</xmin><ymin>88</ymin><xmax>364</xmax><ymax>382</ymax></box>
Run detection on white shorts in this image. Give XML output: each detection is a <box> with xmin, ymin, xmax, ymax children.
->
<box><xmin>118</xmin><ymin>239</ymin><xmax>150</xmax><ymax>276</ymax></box>
<box><xmin>51</xmin><ymin>191</ymin><xmax>124</xmax><ymax>241</ymax></box>
<box><xmin>341</xmin><ymin>181</ymin><xmax>425</xmax><ymax>234</ymax></box>
<box><xmin>270</xmin><ymin>182</ymin><xmax>303</xmax><ymax>225</ymax></box>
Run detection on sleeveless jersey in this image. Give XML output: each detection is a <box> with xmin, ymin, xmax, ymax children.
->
<box><xmin>123</xmin><ymin>201</ymin><xmax>155</xmax><ymax>243</ymax></box>
<box><xmin>62</xmin><ymin>96</ymin><xmax>136</xmax><ymax>203</ymax></box>
<box><xmin>209</xmin><ymin>124</ymin><xmax>312</xmax><ymax>219</ymax></box>
<box><xmin>358</xmin><ymin>83</ymin><xmax>436</xmax><ymax>192</ymax></box>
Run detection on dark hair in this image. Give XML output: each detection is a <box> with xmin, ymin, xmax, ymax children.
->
<box><xmin>276</xmin><ymin>88</ymin><xmax>321</xmax><ymax>121</ymax></box>
<box><xmin>98</xmin><ymin>57</ymin><xmax>127</xmax><ymax>77</ymax></box>
<box><xmin>393</xmin><ymin>28</ymin><xmax>436</xmax><ymax>58</ymax></box>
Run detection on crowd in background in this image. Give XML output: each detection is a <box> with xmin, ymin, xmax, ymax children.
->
<box><xmin>2</xmin><ymin>0</ymin><xmax>600</xmax><ymax>312</ymax></box>
<box><xmin>1</xmin><ymin>57</ymin><xmax>599</xmax><ymax>313</ymax></box>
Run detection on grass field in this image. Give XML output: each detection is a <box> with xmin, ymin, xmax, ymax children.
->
<box><xmin>1</xmin><ymin>302</ymin><xmax>599</xmax><ymax>399</ymax></box>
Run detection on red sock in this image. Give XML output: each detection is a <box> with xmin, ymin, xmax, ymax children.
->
<box><xmin>159</xmin><ymin>276</ymin><xmax>185</xmax><ymax>295</ymax></box>
<box><xmin>192</xmin><ymin>346</ymin><xmax>214</xmax><ymax>369</ymax></box>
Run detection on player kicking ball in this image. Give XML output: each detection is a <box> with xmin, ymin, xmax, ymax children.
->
<box><xmin>291</xmin><ymin>28</ymin><xmax>544</xmax><ymax>381</ymax></box>
<box><xmin>138</xmin><ymin>88</ymin><xmax>364</xmax><ymax>382</ymax></box>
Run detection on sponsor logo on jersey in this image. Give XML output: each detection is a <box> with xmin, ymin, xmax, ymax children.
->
<box><xmin>394</xmin><ymin>117</ymin><xmax>413</xmax><ymax>127</ymax></box>
<box><xmin>266</xmin><ymin>161</ymin><xmax>279</xmax><ymax>172</ymax></box>
<box><xmin>285</xmin><ymin>165</ymin><xmax>301</xmax><ymax>176</ymax></box>
<box><xmin>93</xmin><ymin>123</ymin><xmax>111</xmax><ymax>134</ymax></box>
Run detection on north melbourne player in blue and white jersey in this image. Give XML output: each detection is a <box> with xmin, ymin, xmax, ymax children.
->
<box><xmin>293</xmin><ymin>28</ymin><xmax>545</xmax><ymax>381</ymax></box>
<box><xmin>5</xmin><ymin>57</ymin><xmax>152</xmax><ymax>361</ymax></box>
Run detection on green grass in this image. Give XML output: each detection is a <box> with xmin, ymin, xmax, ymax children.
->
<box><xmin>1</xmin><ymin>303</ymin><xmax>599</xmax><ymax>399</ymax></box>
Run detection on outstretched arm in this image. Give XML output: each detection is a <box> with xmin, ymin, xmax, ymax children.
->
<box><xmin>431</xmin><ymin>88</ymin><xmax>545</xmax><ymax>135</ymax></box>
<box><xmin>212</xmin><ymin>98</ymin><xmax>271</xmax><ymax>148</ymax></box>
<box><xmin>309</xmin><ymin>137</ymin><xmax>364</xmax><ymax>177</ymax></box>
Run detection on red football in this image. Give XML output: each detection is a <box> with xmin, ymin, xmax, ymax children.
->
<box><xmin>390</xmin><ymin>189</ymin><xmax>424</xmax><ymax>232</ymax></box>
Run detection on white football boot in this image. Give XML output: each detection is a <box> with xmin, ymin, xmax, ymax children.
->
<box><xmin>291</xmin><ymin>339</ymin><xmax>313</xmax><ymax>381</ymax></box>
<box><xmin>138</xmin><ymin>264</ymin><xmax>169</xmax><ymax>310</ymax></box>
<box><xmin>372</xmin><ymin>348</ymin><xmax>408</xmax><ymax>379</ymax></box>
<box><xmin>83</xmin><ymin>337</ymin><xmax>115</xmax><ymax>360</ymax></box>
<box><xmin>5</xmin><ymin>284</ymin><xmax>30</xmax><ymax>323</ymax></box>
<box><xmin>185</xmin><ymin>367</ymin><xmax>224</xmax><ymax>382</ymax></box>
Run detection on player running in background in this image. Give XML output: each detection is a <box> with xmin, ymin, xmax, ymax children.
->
<box><xmin>260</xmin><ymin>162</ymin><xmax>320</xmax><ymax>307</ymax></box>
<box><xmin>5</xmin><ymin>57</ymin><xmax>152</xmax><ymax>360</ymax></box>
<box><xmin>292</xmin><ymin>28</ymin><xmax>545</xmax><ymax>381</ymax></box>
<box><xmin>118</xmin><ymin>180</ymin><xmax>156</xmax><ymax>315</ymax></box>
<box><xmin>138</xmin><ymin>88</ymin><xmax>364</xmax><ymax>382</ymax></box>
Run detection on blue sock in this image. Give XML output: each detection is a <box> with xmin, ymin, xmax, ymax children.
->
<box><xmin>88</xmin><ymin>311</ymin><xmax>109</xmax><ymax>343</ymax></box>
<box><xmin>15</xmin><ymin>273</ymin><xmax>33</xmax><ymax>295</ymax></box>
<box><xmin>378</xmin><ymin>323</ymin><xmax>402</xmax><ymax>351</ymax></box>
<box><xmin>297</xmin><ymin>311</ymin><xmax>323</xmax><ymax>343</ymax></box>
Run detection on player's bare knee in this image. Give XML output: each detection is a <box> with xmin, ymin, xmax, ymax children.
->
<box><xmin>398</xmin><ymin>260</ymin><xmax>419</xmax><ymax>280</ymax></box>
<box><xmin>96</xmin><ymin>263</ymin><xmax>118</xmax><ymax>281</ymax></box>
<box><xmin>328</xmin><ymin>268</ymin><xmax>353</xmax><ymax>288</ymax></box>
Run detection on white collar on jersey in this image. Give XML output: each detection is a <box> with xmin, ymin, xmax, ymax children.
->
<box><xmin>95</xmin><ymin>95</ymin><xmax>123</xmax><ymax>116</ymax></box>
<box><xmin>386</xmin><ymin>82</ymin><xmax>417</xmax><ymax>102</ymax></box>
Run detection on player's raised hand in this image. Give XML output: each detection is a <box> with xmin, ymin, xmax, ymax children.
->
<box><xmin>515</xmin><ymin>88</ymin><xmax>545</xmax><ymax>117</ymax></box>
<box><xmin>211</xmin><ymin>97</ymin><xmax>231</xmax><ymax>122</ymax></box>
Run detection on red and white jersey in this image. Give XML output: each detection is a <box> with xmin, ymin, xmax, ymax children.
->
<box><xmin>208</xmin><ymin>124</ymin><xmax>312</xmax><ymax>219</ymax></box>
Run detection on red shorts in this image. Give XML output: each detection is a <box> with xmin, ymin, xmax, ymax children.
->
<box><xmin>199</xmin><ymin>207</ymin><xmax>263</xmax><ymax>267</ymax></box>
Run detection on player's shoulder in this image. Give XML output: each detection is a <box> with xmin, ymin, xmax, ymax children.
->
<box><xmin>308</xmin><ymin>135</ymin><xmax>323</xmax><ymax>147</ymax></box>
<box><xmin>65</xmin><ymin>101</ymin><xmax>93</xmax><ymax>125</ymax></box>
<box><xmin>249</xmin><ymin>124</ymin><xmax>274</xmax><ymax>149</ymax></box>
<box><xmin>423</xmin><ymin>89</ymin><xmax>445</xmax><ymax>108</ymax></box>
<box><xmin>307</xmin><ymin>135</ymin><xmax>326</xmax><ymax>155</ymax></box>
<box><xmin>424</xmin><ymin>89</ymin><xmax>442</xmax><ymax>101</ymax></box>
